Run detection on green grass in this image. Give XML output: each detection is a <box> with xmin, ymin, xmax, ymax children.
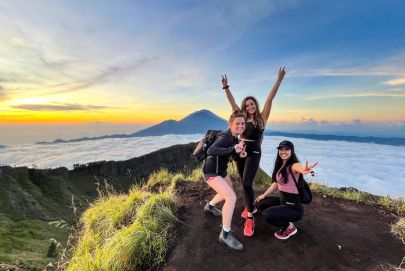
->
<box><xmin>0</xmin><ymin>214</ymin><xmax>69</xmax><ymax>271</ymax></box>
<box><xmin>309</xmin><ymin>182</ymin><xmax>405</xmax><ymax>216</ymax></box>
<box><xmin>64</xmin><ymin>187</ymin><xmax>177</xmax><ymax>271</ymax></box>
<box><xmin>391</xmin><ymin>217</ymin><xmax>405</xmax><ymax>245</ymax></box>
<box><xmin>3</xmin><ymin>162</ymin><xmax>404</xmax><ymax>271</ymax></box>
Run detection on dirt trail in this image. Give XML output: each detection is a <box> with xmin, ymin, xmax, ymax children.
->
<box><xmin>159</xmin><ymin>181</ymin><xmax>404</xmax><ymax>271</ymax></box>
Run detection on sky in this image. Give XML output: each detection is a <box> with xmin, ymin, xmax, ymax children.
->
<box><xmin>1</xmin><ymin>0</ymin><xmax>405</xmax><ymax>143</ymax></box>
<box><xmin>1</xmin><ymin>134</ymin><xmax>404</xmax><ymax>197</ymax></box>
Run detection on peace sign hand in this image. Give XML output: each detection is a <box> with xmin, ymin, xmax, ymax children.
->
<box><xmin>221</xmin><ymin>74</ymin><xmax>228</xmax><ymax>88</ymax></box>
<box><xmin>277</xmin><ymin>67</ymin><xmax>286</xmax><ymax>82</ymax></box>
<box><xmin>303</xmin><ymin>161</ymin><xmax>318</xmax><ymax>175</ymax></box>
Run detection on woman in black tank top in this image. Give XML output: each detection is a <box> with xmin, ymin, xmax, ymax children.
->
<box><xmin>220</xmin><ymin>67</ymin><xmax>286</xmax><ymax>237</ymax></box>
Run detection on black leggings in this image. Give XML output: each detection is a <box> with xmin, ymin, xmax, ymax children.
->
<box><xmin>256</xmin><ymin>192</ymin><xmax>304</xmax><ymax>230</ymax></box>
<box><xmin>236</xmin><ymin>154</ymin><xmax>261</xmax><ymax>213</ymax></box>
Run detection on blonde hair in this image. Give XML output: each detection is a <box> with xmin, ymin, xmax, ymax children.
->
<box><xmin>228</xmin><ymin>110</ymin><xmax>245</xmax><ymax>124</ymax></box>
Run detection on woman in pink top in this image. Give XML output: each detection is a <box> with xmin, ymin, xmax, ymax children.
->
<box><xmin>255</xmin><ymin>140</ymin><xmax>318</xmax><ymax>240</ymax></box>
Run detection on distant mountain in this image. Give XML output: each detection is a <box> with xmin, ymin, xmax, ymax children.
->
<box><xmin>265</xmin><ymin>131</ymin><xmax>405</xmax><ymax>146</ymax></box>
<box><xmin>35</xmin><ymin>109</ymin><xmax>405</xmax><ymax>146</ymax></box>
<box><xmin>132</xmin><ymin>109</ymin><xmax>227</xmax><ymax>136</ymax></box>
<box><xmin>36</xmin><ymin>109</ymin><xmax>227</xmax><ymax>144</ymax></box>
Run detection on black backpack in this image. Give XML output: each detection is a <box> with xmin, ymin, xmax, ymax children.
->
<box><xmin>290</xmin><ymin>167</ymin><xmax>313</xmax><ymax>204</ymax></box>
<box><xmin>193</xmin><ymin>130</ymin><xmax>222</xmax><ymax>161</ymax></box>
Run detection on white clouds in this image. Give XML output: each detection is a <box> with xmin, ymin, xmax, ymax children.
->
<box><xmin>0</xmin><ymin>134</ymin><xmax>202</xmax><ymax>169</ymax></box>
<box><xmin>305</xmin><ymin>92</ymin><xmax>405</xmax><ymax>100</ymax></box>
<box><xmin>261</xmin><ymin>136</ymin><xmax>405</xmax><ymax>198</ymax></box>
<box><xmin>384</xmin><ymin>77</ymin><xmax>405</xmax><ymax>86</ymax></box>
<box><xmin>269</xmin><ymin>119</ymin><xmax>405</xmax><ymax>137</ymax></box>
<box><xmin>0</xmin><ymin>134</ymin><xmax>404</xmax><ymax>197</ymax></box>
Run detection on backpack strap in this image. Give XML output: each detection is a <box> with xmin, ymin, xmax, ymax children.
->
<box><xmin>289</xmin><ymin>165</ymin><xmax>300</xmax><ymax>189</ymax></box>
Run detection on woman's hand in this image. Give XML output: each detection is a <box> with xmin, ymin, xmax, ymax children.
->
<box><xmin>255</xmin><ymin>194</ymin><xmax>266</xmax><ymax>203</ymax></box>
<box><xmin>277</xmin><ymin>67</ymin><xmax>286</xmax><ymax>82</ymax></box>
<box><xmin>234</xmin><ymin>141</ymin><xmax>245</xmax><ymax>153</ymax></box>
<box><xmin>302</xmin><ymin>161</ymin><xmax>318</xmax><ymax>175</ymax></box>
<box><xmin>239</xmin><ymin>149</ymin><xmax>247</xmax><ymax>158</ymax></box>
<box><xmin>221</xmin><ymin>74</ymin><xmax>229</xmax><ymax>89</ymax></box>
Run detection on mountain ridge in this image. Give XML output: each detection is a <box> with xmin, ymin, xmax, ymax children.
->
<box><xmin>32</xmin><ymin>109</ymin><xmax>405</xmax><ymax>146</ymax></box>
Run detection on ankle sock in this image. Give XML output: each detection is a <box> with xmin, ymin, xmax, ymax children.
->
<box><xmin>223</xmin><ymin>227</ymin><xmax>231</xmax><ymax>233</ymax></box>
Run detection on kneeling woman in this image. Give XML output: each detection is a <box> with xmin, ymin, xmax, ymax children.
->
<box><xmin>255</xmin><ymin>140</ymin><xmax>318</xmax><ymax>240</ymax></box>
<box><xmin>203</xmin><ymin>111</ymin><xmax>247</xmax><ymax>251</ymax></box>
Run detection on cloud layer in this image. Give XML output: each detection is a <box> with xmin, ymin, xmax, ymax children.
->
<box><xmin>0</xmin><ymin>134</ymin><xmax>403</xmax><ymax>197</ymax></box>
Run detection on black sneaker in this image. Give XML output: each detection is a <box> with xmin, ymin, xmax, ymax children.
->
<box><xmin>204</xmin><ymin>202</ymin><xmax>222</xmax><ymax>217</ymax></box>
<box><xmin>219</xmin><ymin>230</ymin><xmax>244</xmax><ymax>251</ymax></box>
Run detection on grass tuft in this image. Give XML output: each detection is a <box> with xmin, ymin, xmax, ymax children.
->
<box><xmin>391</xmin><ymin>217</ymin><xmax>405</xmax><ymax>245</ymax></box>
<box><xmin>65</xmin><ymin>188</ymin><xmax>177</xmax><ymax>271</ymax></box>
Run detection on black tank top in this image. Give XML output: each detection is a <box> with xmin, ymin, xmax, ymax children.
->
<box><xmin>242</xmin><ymin>121</ymin><xmax>264</xmax><ymax>154</ymax></box>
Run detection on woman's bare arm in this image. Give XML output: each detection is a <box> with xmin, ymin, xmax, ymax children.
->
<box><xmin>261</xmin><ymin>67</ymin><xmax>286</xmax><ymax>124</ymax></box>
<box><xmin>221</xmin><ymin>74</ymin><xmax>240</xmax><ymax>111</ymax></box>
<box><xmin>292</xmin><ymin>161</ymin><xmax>318</xmax><ymax>175</ymax></box>
<box><xmin>255</xmin><ymin>182</ymin><xmax>278</xmax><ymax>202</ymax></box>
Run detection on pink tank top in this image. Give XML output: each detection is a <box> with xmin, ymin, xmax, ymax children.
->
<box><xmin>276</xmin><ymin>165</ymin><xmax>299</xmax><ymax>194</ymax></box>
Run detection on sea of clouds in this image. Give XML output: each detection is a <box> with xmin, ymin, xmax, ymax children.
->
<box><xmin>0</xmin><ymin>134</ymin><xmax>404</xmax><ymax>197</ymax></box>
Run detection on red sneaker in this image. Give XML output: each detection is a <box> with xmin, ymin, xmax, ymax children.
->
<box><xmin>243</xmin><ymin>218</ymin><xmax>255</xmax><ymax>237</ymax></box>
<box><xmin>241</xmin><ymin>207</ymin><xmax>257</xmax><ymax>219</ymax></box>
<box><xmin>274</xmin><ymin>224</ymin><xmax>297</xmax><ymax>240</ymax></box>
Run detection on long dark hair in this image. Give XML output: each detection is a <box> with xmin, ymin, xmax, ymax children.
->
<box><xmin>271</xmin><ymin>147</ymin><xmax>300</xmax><ymax>184</ymax></box>
<box><xmin>240</xmin><ymin>96</ymin><xmax>264</xmax><ymax>129</ymax></box>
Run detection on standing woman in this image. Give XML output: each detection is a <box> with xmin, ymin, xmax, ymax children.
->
<box><xmin>202</xmin><ymin>110</ymin><xmax>247</xmax><ymax>251</ymax></box>
<box><xmin>221</xmin><ymin>67</ymin><xmax>286</xmax><ymax>237</ymax></box>
<box><xmin>255</xmin><ymin>140</ymin><xmax>318</xmax><ymax>239</ymax></box>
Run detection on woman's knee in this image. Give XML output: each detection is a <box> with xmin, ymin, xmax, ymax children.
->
<box><xmin>225</xmin><ymin>190</ymin><xmax>237</xmax><ymax>203</ymax></box>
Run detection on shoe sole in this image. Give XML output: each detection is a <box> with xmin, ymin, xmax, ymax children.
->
<box><xmin>243</xmin><ymin>228</ymin><xmax>255</xmax><ymax>237</ymax></box>
<box><xmin>274</xmin><ymin>228</ymin><xmax>298</xmax><ymax>240</ymax></box>
<box><xmin>218</xmin><ymin>238</ymin><xmax>244</xmax><ymax>251</ymax></box>
<box><xmin>243</xmin><ymin>221</ymin><xmax>255</xmax><ymax>237</ymax></box>
<box><xmin>204</xmin><ymin>209</ymin><xmax>222</xmax><ymax>217</ymax></box>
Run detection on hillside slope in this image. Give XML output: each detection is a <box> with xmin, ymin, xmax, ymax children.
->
<box><xmin>0</xmin><ymin>143</ymin><xmax>199</xmax><ymax>221</ymax></box>
<box><xmin>160</xmin><ymin>181</ymin><xmax>405</xmax><ymax>271</ymax></box>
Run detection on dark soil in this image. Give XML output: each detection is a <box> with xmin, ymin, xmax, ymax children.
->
<box><xmin>159</xmin><ymin>181</ymin><xmax>405</xmax><ymax>271</ymax></box>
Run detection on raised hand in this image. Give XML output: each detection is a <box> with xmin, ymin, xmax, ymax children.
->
<box><xmin>221</xmin><ymin>74</ymin><xmax>229</xmax><ymax>89</ymax></box>
<box><xmin>302</xmin><ymin>161</ymin><xmax>318</xmax><ymax>175</ymax></box>
<box><xmin>277</xmin><ymin>67</ymin><xmax>286</xmax><ymax>82</ymax></box>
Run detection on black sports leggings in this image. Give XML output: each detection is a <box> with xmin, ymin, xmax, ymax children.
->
<box><xmin>236</xmin><ymin>154</ymin><xmax>261</xmax><ymax>213</ymax></box>
<box><xmin>255</xmin><ymin>192</ymin><xmax>304</xmax><ymax>229</ymax></box>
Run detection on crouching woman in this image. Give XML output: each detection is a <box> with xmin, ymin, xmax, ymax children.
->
<box><xmin>255</xmin><ymin>140</ymin><xmax>317</xmax><ymax>240</ymax></box>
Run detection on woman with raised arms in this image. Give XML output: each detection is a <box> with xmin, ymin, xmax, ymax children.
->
<box><xmin>221</xmin><ymin>67</ymin><xmax>286</xmax><ymax>236</ymax></box>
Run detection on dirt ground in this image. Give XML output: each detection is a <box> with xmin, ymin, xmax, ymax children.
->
<box><xmin>158</xmin><ymin>181</ymin><xmax>405</xmax><ymax>271</ymax></box>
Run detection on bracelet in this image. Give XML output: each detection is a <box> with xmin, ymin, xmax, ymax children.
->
<box><xmin>222</xmin><ymin>85</ymin><xmax>229</xmax><ymax>89</ymax></box>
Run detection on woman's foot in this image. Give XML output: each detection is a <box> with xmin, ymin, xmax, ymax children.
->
<box><xmin>241</xmin><ymin>207</ymin><xmax>257</xmax><ymax>219</ymax></box>
<box><xmin>243</xmin><ymin>217</ymin><xmax>255</xmax><ymax>237</ymax></box>
<box><xmin>219</xmin><ymin>230</ymin><xmax>244</xmax><ymax>251</ymax></box>
<box><xmin>274</xmin><ymin>223</ymin><xmax>297</xmax><ymax>240</ymax></box>
<box><xmin>204</xmin><ymin>202</ymin><xmax>222</xmax><ymax>216</ymax></box>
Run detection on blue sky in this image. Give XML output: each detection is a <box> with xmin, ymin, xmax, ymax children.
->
<box><xmin>0</xmin><ymin>0</ymin><xmax>404</xmax><ymax>140</ymax></box>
